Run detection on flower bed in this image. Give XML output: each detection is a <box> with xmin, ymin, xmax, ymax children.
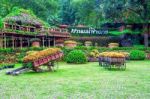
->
<box><xmin>99</xmin><ymin>52</ymin><xmax>127</xmax><ymax>70</ymax></box>
<box><xmin>23</xmin><ymin>48</ymin><xmax>61</xmax><ymax>62</ymax></box>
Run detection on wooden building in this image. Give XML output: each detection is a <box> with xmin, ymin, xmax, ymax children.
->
<box><xmin>0</xmin><ymin>10</ymin><xmax>70</xmax><ymax>49</ymax></box>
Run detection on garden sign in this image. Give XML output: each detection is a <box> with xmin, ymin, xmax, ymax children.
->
<box><xmin>70</xmin><ymin>27</ymin><xmax>108</xmax><ymax>36</ymax></box>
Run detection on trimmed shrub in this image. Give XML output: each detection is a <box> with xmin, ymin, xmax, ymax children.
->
<box><xmin>130</xmin><ymin>50</ymin><xmax>146</xmax><ymax>60</ymax></box>
<box><xmin>89</xmin><ymin>49</ymin><xmax>100</xmax><ymax>58</ymax></box>
<box><xmin>66</xmin><ymin>50</ymin><xmax>87</xmax><ymax>64</ymax></box>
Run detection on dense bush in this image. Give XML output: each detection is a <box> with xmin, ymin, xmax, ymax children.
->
<box><xmin>66</xmin><ymin>50</ymin><xmax>87</xmax><ymax>64</ymax></box>
<box><xmin>0</xmin><ymin>48</ymin><xmax>14</xmax><ymax>53</ymax></box>
<box><xmin>17</xmin><ymin>52</ymin><xmax>26</xmax><ymax>63</ymax></box>
<box><xmin>130</xmin><ymin>50</ymin><xmax>146</xmax><ymax>60</ymax></box>
<box><xmin>98</xmin><ymin>47</ymin><xmax>150</xmax><ymax>52</ymax></box>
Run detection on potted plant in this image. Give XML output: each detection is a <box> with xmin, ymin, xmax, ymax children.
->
<box><xmin>64</xmin><ymin>40</ymin><xmax>77</xmax><ymax>48</ymax></box>
<box><xmin>30</xmin><ymin>38</ymin><xmax>41</xmax><ymax>47</ymax></box>
<box><xmin>108</xmin><ymin>43</ymin><xmax>119</xmax><ymax>48</ymax></box>
<box><xmin>55</xmin><ymin>39</ymin><xmax>64</xmax><ymax>47</ymax></box>
<box><xmin>85</xmin><ymin>41</ymin><xmax>92</xmax><ymax>46</ymax></box>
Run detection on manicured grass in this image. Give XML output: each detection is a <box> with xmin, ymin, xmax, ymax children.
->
<box><xmin>0</xmin><ymin>61</ymin><xmax>150</xmax><ymax>99</ymax></box>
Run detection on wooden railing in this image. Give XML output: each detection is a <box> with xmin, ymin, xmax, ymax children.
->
<box><xmin>2</xmin><ymin>23</ymin><xmax>70</xmax><ymax>37</ymax></box>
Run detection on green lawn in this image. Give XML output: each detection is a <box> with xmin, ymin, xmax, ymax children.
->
<box><xmin>0</xmin><ymin>61</ymin><xmax>150</xmax><ymax>99</ymax></box>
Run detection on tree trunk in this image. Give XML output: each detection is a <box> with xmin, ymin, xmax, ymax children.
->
<box><xmin>144</xmin><ymin>24</ymin><xmax>149</xmax><ymax>47</ymax></box>
<box><xmin>144</xmin><ymin>33</ymin><xmax>149</xmax><ymax>47</ymax></box>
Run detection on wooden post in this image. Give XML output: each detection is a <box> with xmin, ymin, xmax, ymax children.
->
<box><xmin>20</xmin><ymin>37</ymin><xmax>23</xmax><ymax>49</ymax></box>
<box><xmin>6</xmin><ymin>36</ymin><xmax>8</xmax><ymax>47</ymax></box>
<box><xmin>144</xmin><ymin>33</ymin><xmax>149</xmax><ymax>47</ymax></box>
<box><xmin>48</xmin><ymin>38</ymin><xmax>50</xmax><ymax>47</ymax></box>
<box><xmin>12</xmin><ymin>36</ymin><xmax>15</xmax><ymax>49</ymax></box>
<box><xmin>53</xmin><ymin>37</ymin><xmax>55</xmax><ymax>47</ymax></box>
<box><xmin>27</xmin><ymin>38</ymin><xmax>30</xmax><ymax>47</ymax></box>
<box><xmin>0</xmin><ymin>34</ymin><xmax>3</xmax><ymax>48</ymax></box>
<box><xmin>42</xmin><ymin>37</ymin><xmax>45</xmax><ymax>48</ymax></box>
<box><xmin>14</xmin><ymin>37</ymin><xmax>17</xmax><ymax>47</ymax></box>
<box><xmin>4</xmin><ymin>34</ymin><xmax>6</xmax><ymax>49</ymax></box>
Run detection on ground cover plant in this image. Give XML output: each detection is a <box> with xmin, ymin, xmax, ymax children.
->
<box><xmin>0</xmin><ymin>61</ymin><xmax>149</xmax><ymax>99</ymax></box>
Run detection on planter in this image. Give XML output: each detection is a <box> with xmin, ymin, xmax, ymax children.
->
<box><xmin>56</xmin><ymin>43</ymin><xmax>64</xmax><ymax>47</ymax></box>
<box><xmin>32</xmin><ymin>41</ymin><xmax>40</xmax><ymax>47</ymax></box>
<box><xmin>30</xmin><ymin>38</ymin><xmax>41</xmax><ymax>47</ymax></box>
<box><xmin>0</xmin><ymin>38</ymin><xmax>3</xmax><ymax>48</ymax></box>
<box><xmin>85</xmin><ymin>41</ymin><xmax>92</xmax><ymax>46</ymax></box>
<box><xmin>108</xmin><ymin>43</ymin><xmax>119</xmax><ymax>48</ymax></box>
<box><xmin>64</xmin><ymin>41</ymin><xmax>77</xmax><ymax>48</ymax></box>
<box><xmin>65</xmin><ymin>43</ymin><xmax>77</xmax><ymax>48</ymax></box>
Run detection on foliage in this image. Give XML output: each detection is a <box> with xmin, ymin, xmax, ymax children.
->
<box><xmin>3</xmin><ymin>7</ymin><xmax>49</xmax><ymax>27</ymax></box>
<box><xmin>23</xmin><ymin>62</ymin><xmax>33</xmax><ymax>68</ymax></box>
<box><xmin>109</xmin><ymin>29</ymin><xmax>141</xmax><ymax>36</ymax></box>
<box><xmin>62</xmin><ymin>46</ymin><xmax>150</xmax><ymax>60</ymax></box>
<box><xmin>0</xmin><ymin>47</ymin><xmax>45</xmax><ymax>64</ymax></box>
<box><xmin>89</xmin><ymin>49</ymin><xmax>100</xmax><ymax>58</ymax></box>
<box><xmin>98</xmin><ymin>47</ymin><xmax>150</xmax><ymax>53</ymax></box>
<box><xmin>129</xmin><ymin>50</ymin><xmax>146</xmax><ymax>60</ymax></box>
<box><xmin>74</xmin><ymin>46</ymin><xmax>88</xmax><ymax>50</ymax></box>
<box><xmin>0</xmin><ymin>48</ymin><xmax>14</xmax><ymax>54</ymax></box>
<box><xmin>0</xmin><ymin>63</ymin><xmax>15</xmax><ymax>69</ymax></box>
<box><xmin>0</xmin><ymin>0</ymin><xmax>149</xmax><ymax>27</ymax></box>
<box><xmin>0</xmin><ymin>0</ymin><xmax>58</xmax><ymax>25</ymax></box>
<box><xmin>0</xmin><ymin>54</ymin><xmax>5</xmax><ymax>61</ymax></box>
<box><xmin>4</xmin><ymin>29</ymin><xmax>39</xmax><ymax>35</ymax></box>
<box><xmin>0</xmin><ymin>16</ymin><xmax>3</xmax><ymax>28</ymax></box>
<box><xmin>0</xmin><ymin>47</ymin><xmax>45</xmax><ymax>54</ymax></box>
<box><xmin>66</xmin><ymin>50</ymin><xmax>87</xmax><ymax>64</ymax></box>
<box><xmin>62</xmin><ymin>47</ymin><xmax>73</xmax><ymax>61</ymax></box>
<box><xmin>17</xmin><ymin>52</ymin><xmax>26</xmax><ymax>63</ymax></box>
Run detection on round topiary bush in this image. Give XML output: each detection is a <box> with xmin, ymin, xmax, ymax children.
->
<box><xmin>130</xmin><ymin>50</ymin><xmax>146</xmax><ymax>60</ymax></box>
<box><xmin>66</xmin><ymin>50</ymin><xmax>87</xmax><ymax>64</ymax></box>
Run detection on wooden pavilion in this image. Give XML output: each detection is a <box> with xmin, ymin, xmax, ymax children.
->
<box><xmin>0</xmin><ymin>10</ymin><xmax>70</xmax><ymax>49</ymax></box>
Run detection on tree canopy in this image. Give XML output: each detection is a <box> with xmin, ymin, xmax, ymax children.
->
<box><xmin>3</xmin><ymin>7</ymin><xmax>49</xmax><ymax>27</ymax></box>
<box><xmin>0</xmin><ymin>0</ymin><xmax>149</xmax><ymax>27</ymax></box>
